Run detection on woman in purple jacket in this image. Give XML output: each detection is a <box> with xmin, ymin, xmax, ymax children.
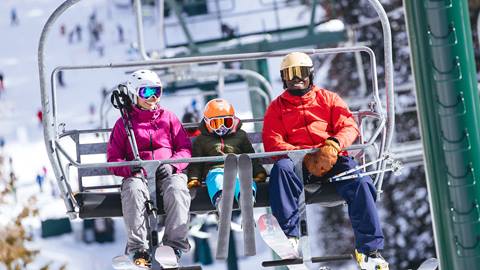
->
<box><xmin>107</xmin><ymin>70</ymin><xmax>192</xmax><ymax>268</ymax></box>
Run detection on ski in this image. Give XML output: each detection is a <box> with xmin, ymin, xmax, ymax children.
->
<box><xmin>216</xmin><ymin>153</ymin><xmax>237</xmax><ymax>259</ymax></box>
<box><xmin>257</xmin><ymin>213</ymin><xmax>308</xmax><ymax>270</ymax></box>
<box><xmin>155</xmin><ymin>245</ymin><xmax>178</xmax><ymax>269</ymax></box>
<box><xmin>112</xmin><ymin>255</ymin><xmax>148</xmax><ymax>270</ymax></box>
<box><xmin>154</xmin><ymin>246</ymin><xmax>203</xmax><ymax>270</ymax></box>
<box><xmin>238</xmin><ymin>153</ymin><xmax>256</xmax><ymax>256</ymax></box>
<box><xmin>417</xmin><ymin>258</ymin><xmax>438</xmax><ymax>270</ymax></box>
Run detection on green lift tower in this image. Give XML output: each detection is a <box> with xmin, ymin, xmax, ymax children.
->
<box><xmin>404</xmin><ymin>0</ymin><xmax>480</xmax><ymax>268</ymax></box>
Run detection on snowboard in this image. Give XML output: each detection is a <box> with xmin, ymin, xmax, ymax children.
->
<box><xmin>257</xmin><ymin>213</ymin><xmax>309</xmax><ymax>270</ymax></box>
<box><xmin>417</xmin><ymin>258</ymin><xmax>438</xmax><ymax>270</ymax></box>
<box><xmin>112</xmin><ymin>255</ymin><xmax>149</xmax><ymax>270</ymax></box>
<box><xmin>155</xmin><ymin>245</ymin><xmax>178</xmax><ymax>269</ymax></box>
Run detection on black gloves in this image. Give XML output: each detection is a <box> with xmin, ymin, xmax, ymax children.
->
<box><xmin>156</xmin><ymin>164</ymin><xmax>174</xmax><ymax>180</ymax></box>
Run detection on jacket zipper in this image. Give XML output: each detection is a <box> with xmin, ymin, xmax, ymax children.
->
<box><xmin>149</xmin><ymin>132</ymin><xmax>154</xmax><ymax>159</ymax></box>
<box><xmin>220</xmin><ymin>137</ymin><xmax>225</xmax><ymax>154</ymax></box>
<box><xmin>300</xmin><ymin>98</ymin><xmax>316</xmax><ymax>145</ymax></box>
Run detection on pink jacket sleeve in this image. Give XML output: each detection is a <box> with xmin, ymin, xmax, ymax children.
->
<box><xmin>106</xmin><ymin>119</ymin><xmax>133</xmax><ymax>178</ymax></box>
<box><xmin>168</xmin><ymin>112</ymin><xmax>192</xmax><ymax>172</ymax></box>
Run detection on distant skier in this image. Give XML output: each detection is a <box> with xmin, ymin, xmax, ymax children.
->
<box><xmin>36</xmin><ymin>173</ymin><xmax>44</xmax><ymax>192</ymax></box>
<box><xmin>60</xmin><ymin>24</ymin><xmax>66</xmax><ymax>36</ymax></box>
<box><xmin>107</xmin><ymin>70</ymin><xmax>192</xmax><ymax>267</ymax></box>
<box><xmin>117</xmin><ymin>24</ymin><xmax>124</xmax><ymax>43</ymax></box>
<box><xmin>36</xmin><ymin>109</ymin><xmax>43</xmax><ymax>125</ymax></box>
<box><xmin>220</xmin><ymin>23</ymin><xmax>236</xmax><ymax>38</ymax></box>
<box><xmin>68</xmin><ymin>30</ymin><xmax>75</xmax><ymax>44</ymax></box>
<box><xmin>88</xmin><ymin>103</ymin><xmax>96</xmax><ymax>123</ymax></box>
<box><xmin>10</xmin><ymin>8</ymin><xmax>19</xmax><ymax>26</ymax></box>
<box><xmin>187</xmin><ymin>99</ymin><xmax>266</xmax><ymax>212</ymax></box>
<box><xmin>262</xmin><ymin>52</ymin><xmax>389</xmax><ymax>270</ymax></box>
<box><xmin>57</xmin><ymin>70</ymin><xmax>65</xmax><ymax>87</ymax></box>
<box><xmin>0</xmin><ymin>72</ymin><xmax>4</xmax><ymax>98</ymax></box>
<box><xmin>75</xmin><ymin>24</ymin><xmax>82</xmax><ymax>42</ymax></box>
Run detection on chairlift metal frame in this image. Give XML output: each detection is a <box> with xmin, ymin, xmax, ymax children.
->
<box><xmin>39</xmin><ymin>2</ymin><xmax>395</xmax><ymax>263</ymax></box>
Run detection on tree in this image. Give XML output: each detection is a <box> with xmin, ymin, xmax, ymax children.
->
<box><xmin>0</xmin><ymin>157</ymin><xmax>47</xmax><ymax>270</ymax></box>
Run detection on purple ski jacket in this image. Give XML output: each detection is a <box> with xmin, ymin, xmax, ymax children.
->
<box><xmin>107</xmin><ymin>105</ymin><xmax>192</xmax><ymax>178</ymax></box>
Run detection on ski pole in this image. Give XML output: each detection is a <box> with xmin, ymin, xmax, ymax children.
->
<box><xmin>329</xmin><ymin>153</ymin><xmax>392</xmax><ymax>181</ymax></box>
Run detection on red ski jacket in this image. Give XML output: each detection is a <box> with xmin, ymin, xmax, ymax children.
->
<box><xmin>262</xmin><ymin>85</ymin><xmax>359</xmax><ymax>152</ymax></box>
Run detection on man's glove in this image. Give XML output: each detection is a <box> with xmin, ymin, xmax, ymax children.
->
<box><xmin>156</xmin><ymin>164</ymin><xmax>174</xmax><ymax>180</ymax></box>
<box><xmin>253</xmin><ymin>172</ymin><xmax>267</xmax><ymax>182</ymax></box>
<box><xmin>303</xmin><ymin>138</ymin><xmax>341</xmax><ymax>177</ymax></box>
<box><xmin>188</xmin><ymin>178</ymin><xmax>202</xmax><ymax>189</ymax></box>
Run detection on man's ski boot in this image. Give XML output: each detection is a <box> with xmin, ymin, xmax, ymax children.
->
<box><xmin>132</xmin><ymin>249</ymin><xmax>151</xmax><ymax>269</ymax></box>
<box><xmin>355</xmin><ymin>249</ymin><xmax>389</xmax><ymax>270</ymax></box>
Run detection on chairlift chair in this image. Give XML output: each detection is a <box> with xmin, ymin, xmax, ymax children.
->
<box><xmin>38</xmin><ymin>0</ymin><xmax>396</xmax><ymax>268</ymax></box>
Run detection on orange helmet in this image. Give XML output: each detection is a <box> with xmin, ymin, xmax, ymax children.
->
<box><xmin>203</xmin><ymin>98</ymin><xmax>235</xmax><ymax>135</ymax></box>
<box><xmin>203</xmin><ymin>98</ymin><xmax>235</xmax><ymax>118</ymax></box>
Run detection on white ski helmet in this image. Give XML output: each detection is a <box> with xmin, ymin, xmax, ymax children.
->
<box><xmin>126</xmin><ymin>69</ymin><xmax>163</xmax><ymax>104</ymax></box>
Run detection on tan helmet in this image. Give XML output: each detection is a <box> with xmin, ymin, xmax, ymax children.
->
<box><xmin>280</xmin><ymin>52</ymin><xmax>313</xmax><ymax>70</ymax></box>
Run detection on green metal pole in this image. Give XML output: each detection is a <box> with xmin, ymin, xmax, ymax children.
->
<box><xmin>308</xmin><ymin>0</ymin><xmax>318</xmax><ymax>35</ymax></box>
<box><xmin>404</xmin><ymin>0</ymin><xmax>480</xmax><ymax>269</ymax></box>
<box><xmin>165</xmin><ymin>0</ymin><xmax>198</xmax><ymax>53</ymax></box>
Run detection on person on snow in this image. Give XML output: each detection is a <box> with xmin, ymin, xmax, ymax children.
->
<box><xmin>187</xmin><ymin>98</ymin><xmax>266</xmax><ymax>214</ymax></box>
<box><xmin>107</xmin><ymin>70</ymin><xmax>192</xmax><ymax>268</ymax></box>
<box><xmin>262</xmin><ymin>52</ymin><xmax>389</xmax><ymax>270</ymax></box>
<box><xmin>181</xmin><ymin>109</ymin><xmax>201</xmax><ymax>138</ymax></box>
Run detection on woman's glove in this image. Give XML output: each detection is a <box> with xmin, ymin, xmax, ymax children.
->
<box><xmin>303</xmin><ymin>139</ymin><xmax>341</xmax><ymax>177</ymax></box>
<box><xmin>187</xmin><ymin>178</ymin><xmax>202</xmax><ymax>189</ymax></box>
<box><xmin>156</xmin><ymin>164</ymin><xmax>174</xmax><ymax>180</ymax></box>
<box><xmin>253</xmin><ymin>172</ymin><xmax>267</xmax><ymax>182</ymax></box>
<box><xmin>131</xmin><ymin>167</ymin><xmax>144</xmax><ymax>178</ymax></box>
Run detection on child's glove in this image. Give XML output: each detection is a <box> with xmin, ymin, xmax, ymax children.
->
<box><xmin>188</xmin><ymin>178</ymin><xmax>202</xmax><ymax>189</ymax></box>
<box><xmin>303</xmin><ymin>138</ymin><xmax>341</xmax><ymax>177</ymax></box>
<box><xmin>253</xmin><ymin>172</ymin><xmax>267</xmax><ymax>182</ymax></box>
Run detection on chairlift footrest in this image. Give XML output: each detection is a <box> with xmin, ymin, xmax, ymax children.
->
<box><xmin>261</xmin><ymin>254</ymin><xmax>353</xmax><ymax>267</ymax></box>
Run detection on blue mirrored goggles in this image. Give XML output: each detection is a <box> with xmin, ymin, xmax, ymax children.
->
<box><xmin>137</xmin><ymin>86</ymin><xmax>162</xmax><ymax>99</ymax></box>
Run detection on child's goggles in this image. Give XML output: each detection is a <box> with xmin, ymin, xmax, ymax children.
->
<box><xmin>138</xmin><ymin>86</ymin><xmax>162</xmax><ymax>99</ymax></box>
<box><xmin>205</xmin><ymin>116</ymin><xmax>234</xmax><ymax>130</ymax></box>
<box><xmin>280</xmin><ymin>66</ymin><xmax>312</xmax><ymax>81</ymax></box>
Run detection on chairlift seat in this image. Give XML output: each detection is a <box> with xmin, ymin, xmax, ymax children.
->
<box><xmin>74</xmin><ymin>181</ymin><xmax>342</xmax><ymax>219</ymax></box>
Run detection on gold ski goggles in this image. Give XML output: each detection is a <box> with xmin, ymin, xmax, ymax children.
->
<box><xmin>280</xmin><ymin>66</ymin><xmax>312</xmax><ymax>81</ymax></box>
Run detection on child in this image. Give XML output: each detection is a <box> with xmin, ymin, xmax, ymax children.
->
<box><xmin>187</xmin><ymin>98</ymin><xmax>266</xmax><ymax>212</ymax></box>
<box><xmin>107</xmin><ymin>70</ymin><xmax>192</xmax><ymax>267</ymax></box>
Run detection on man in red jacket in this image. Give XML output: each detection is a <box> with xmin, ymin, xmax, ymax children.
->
<box><xmin>262</xmin><ymin>52</ymin><xmax>388</xmax><ymax>270</ymax></box>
